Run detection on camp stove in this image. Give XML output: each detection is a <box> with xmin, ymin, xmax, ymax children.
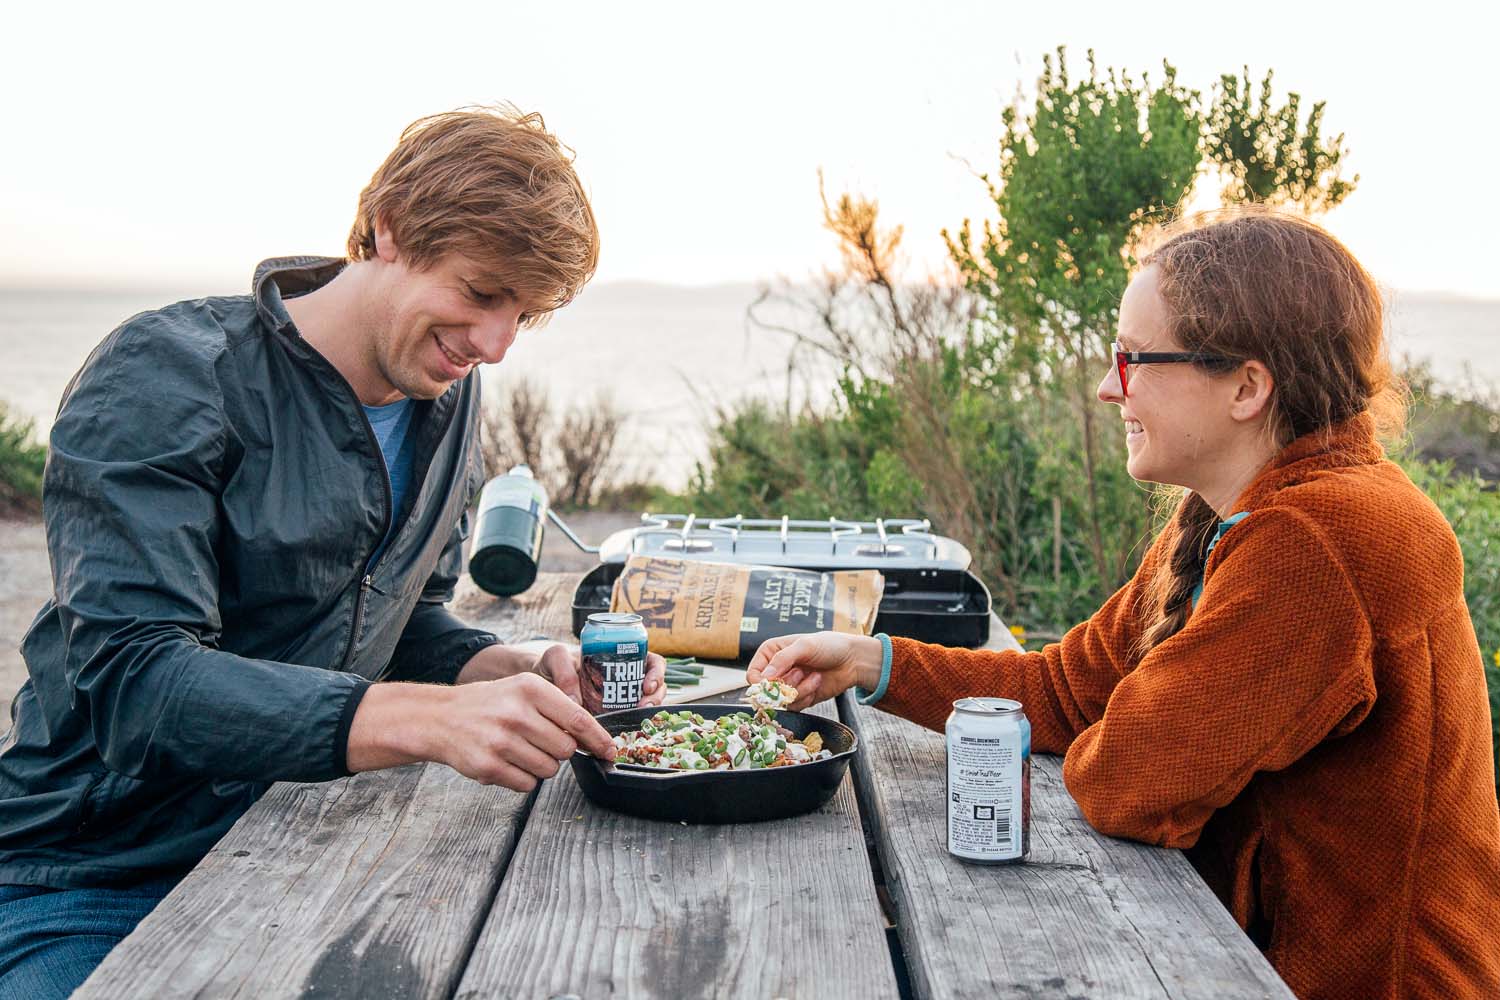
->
<box><xmin>558</xmin><ymin>510</ymin><xmax>993</xmax><ymax>648</ymax></box>
<box><xmin>555</xmin><ymin>513</ymin><xmax>972</xmax><ymax>571</ymax></box>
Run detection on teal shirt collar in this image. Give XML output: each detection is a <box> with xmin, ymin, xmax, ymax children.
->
<box><xmin>1191</xmin><ymin>511</ymin><xmax>1250</xmax><ymax>609</ymax></box>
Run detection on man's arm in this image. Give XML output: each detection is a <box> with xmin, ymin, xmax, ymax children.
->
<box><xmin>346</xmin><ymin>672</ymin><xmax>616</xmax><ymax>791</ymax></box>
<box><xmin>45</xmin><ymin>316</ymin><xmax>370</xmax><ymax>784</ymax></box>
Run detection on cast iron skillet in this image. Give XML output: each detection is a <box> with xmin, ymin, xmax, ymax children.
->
<box><xmin>570</xmin><ymin>703</ymin><xmax>859</xmax><ymax>824</ymax></box>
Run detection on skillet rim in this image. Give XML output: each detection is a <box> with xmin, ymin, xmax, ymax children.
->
<box><xmin>572</xmin><ymin>701</ymin><xmax>860</xmax><ymax>778</ymax></box>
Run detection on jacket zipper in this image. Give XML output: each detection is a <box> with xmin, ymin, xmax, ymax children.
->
<box><xmin>271</xmin><ymin>289</ymin><xmax>458</xmax><ymax>675</ymax></box>
<box><xmin>340</xmin><ymin>574</ymin><xmax>386</xmax><ymax>671</ymax></box>
<box><xmin>339</xmin><ymin>400</ymin><xmax>394</xmax><ymax>673</ymax></box>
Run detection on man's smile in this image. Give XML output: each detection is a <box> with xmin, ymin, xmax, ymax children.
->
<box><xmin>432</xmin><ymin>331</ymin><xmax>476</xmax><ymax>376</ymax></box>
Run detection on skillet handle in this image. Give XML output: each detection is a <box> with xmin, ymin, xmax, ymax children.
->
<box><xmin>574</xmin><ymin>755</ymin><xmax>718</xmax><ymax>792</ymax></box>
<box><xmin>610</xmin><ymin>763</ymin><xmax>697</xmax><ymax>780</ymax></box>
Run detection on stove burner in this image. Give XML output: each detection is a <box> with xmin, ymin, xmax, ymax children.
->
<box><xmin>551</xmin><ymin>510</ymin><xmax>973</xmax><ymax>572</ymax></box>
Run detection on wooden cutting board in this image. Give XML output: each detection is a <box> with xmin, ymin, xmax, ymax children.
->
<box><xmin>663</xmin><ymin>662</ymin><xmax>749</xmax><ymax>705</ymax></box>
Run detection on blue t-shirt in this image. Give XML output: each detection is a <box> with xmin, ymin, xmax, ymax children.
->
<box><xmin>363</xmin><ymin>398</ymin><xmax>416</xmax><ymax>568</ymax></box>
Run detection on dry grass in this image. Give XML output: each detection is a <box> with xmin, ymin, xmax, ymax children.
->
<box><xmin>480</xmin><ymin>375</ymin><xmax>626</xmax><ymax>509</ymax></box>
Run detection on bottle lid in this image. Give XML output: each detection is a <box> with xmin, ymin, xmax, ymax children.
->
<box><xmin>469</xmin><ymin>544</ymin><xmax>538</xmax><ymax>597</ymax></box>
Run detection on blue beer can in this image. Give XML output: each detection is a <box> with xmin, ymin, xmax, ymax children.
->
<box><xmin>580</xmin><ymin>612</ymin><xmax>648</xmax><ymax>715</ymax></box>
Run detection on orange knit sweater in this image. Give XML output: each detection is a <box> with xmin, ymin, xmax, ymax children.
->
<box><xmin>878</xmin><ymin>414</ymin><xmax>1500</xmax><ymax>1000</ymax></box>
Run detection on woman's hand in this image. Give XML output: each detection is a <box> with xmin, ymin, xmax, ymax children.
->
<box><xmin>745</xmin><ymin>632</ymin><xmax>884</xmax><ymax>710</ymax></box>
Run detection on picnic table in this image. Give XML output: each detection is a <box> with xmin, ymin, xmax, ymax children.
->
<box><xmin>76</xmin><ymin>572</ymin><xmax>1294</xmax><ymax>999</ymax></box>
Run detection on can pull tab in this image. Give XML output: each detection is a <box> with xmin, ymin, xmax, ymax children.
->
<box><xmin>954</xmin><ymin>696</ymin><xmax>1023</xmax><ymax>715</ymax></box>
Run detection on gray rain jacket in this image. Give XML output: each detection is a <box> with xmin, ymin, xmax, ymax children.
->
<box><xmin>0</xmin><ymin>257</ymin><xmax>497</xmax><ymax>887</ymax></box>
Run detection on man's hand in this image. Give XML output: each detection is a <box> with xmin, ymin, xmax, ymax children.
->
<box><xmin>346</xmin><ymin>674</ymin><xmax>618</xmax><ymax>792</ymax></box>
<box><xmin>346</xmin><ymin>642</ymin><xmax>670</xmax><ymax>792</ymax></box>
<box><xmin>428</xmin><ymin>674</ymin><xmax>617</xmax><ymax>790</ymax></box>
<box><xmin>456</xmin><ymin>642</ymin><xmax>668</xmax><ymax>708</ymax></box>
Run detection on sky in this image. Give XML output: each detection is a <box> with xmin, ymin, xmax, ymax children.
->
<box><xmin>0</xmin><ymin>0</ymin><xmax>1491</xmax><ymax>298</ymax></box>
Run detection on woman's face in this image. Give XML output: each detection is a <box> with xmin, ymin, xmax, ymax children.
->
<box><xmin>1097</xmin><ymin>266</ymin><xmax>1244</xmax><ymax>489</ymax></box>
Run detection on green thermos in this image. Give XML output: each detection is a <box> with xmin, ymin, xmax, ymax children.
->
<box><xmin>469</xmin><ymin>464</ymin><xmax>549</xmax><ymax>596</ymax></box>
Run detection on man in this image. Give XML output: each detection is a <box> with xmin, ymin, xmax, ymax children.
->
<box><xmin>0</xmin><ymin>106</ymin><xmax>662</xmax><ymax>997</ymax></box>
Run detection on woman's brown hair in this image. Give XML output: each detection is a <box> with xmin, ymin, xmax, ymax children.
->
<box><xmin>1132</xmin><ymin>207</ymin><xmax>1405</xmax><ymax>657</ymax></box>
<box><xmin>347</xmin><ymin>104</ymin><xmax>599</xmax><ymax>326</ymax></box>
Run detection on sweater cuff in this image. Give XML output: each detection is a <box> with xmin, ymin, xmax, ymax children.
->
<box><xmin>332</xmin><ymin>677</ymin><xmax>374</xmax><ymax>776</ymax></box>
<box><xmin>854</xmin><ymin>633</ymin><xmax>893</xmax><ymax>705</ymax></box>
<box><xmin>434</xmin><ymin>630</ymin><xmax>503</xmax><ymax>685</ymax></box>
<box><xmin>405</xmin><ymin>630</ymin><xmax>502</xmax><ymax>686</ymax></box>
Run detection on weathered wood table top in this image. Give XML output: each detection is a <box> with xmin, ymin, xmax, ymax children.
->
<box><xmin>78</xmin><ymin>572</ymin><xmax>1294</xmax><ymax>1000</ymax></box>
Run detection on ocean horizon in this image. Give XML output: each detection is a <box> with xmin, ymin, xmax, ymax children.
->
<box><xmin>2</xmin><ymin>281</ymin><xmax>1496</xmax><ymax>490</ymax></box>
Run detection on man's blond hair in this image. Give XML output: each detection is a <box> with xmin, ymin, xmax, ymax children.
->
<box><xmin>348</xmin><ymin>105</ymin><xmax>599</xmax><ymax>324</ymax></box>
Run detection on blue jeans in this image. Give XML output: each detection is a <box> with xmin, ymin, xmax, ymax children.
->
<box><xmin>0</xmin><ymin>876</ymin><xmax>179</xmax><ymax>999</ymax></box>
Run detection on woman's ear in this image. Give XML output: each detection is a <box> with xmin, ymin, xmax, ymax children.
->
<box><xmin>1230</xmin><ymin>360</ymin><xmax>1275</xmax><ymax>423</ymax></box>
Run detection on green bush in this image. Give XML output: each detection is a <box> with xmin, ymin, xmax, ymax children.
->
<box><xmin>689</xmin><ymin>49</ymin><xmax>1500</xmax><ymax>790</ymax></box>
<box><xmin>695</xmin><ymin>48</ymin><xmax>1356</xmax><ymax>632</ymax></box>
<box><xmin>0</xmin><ymin>400</ymin><xmax>46</xmax><ymax>516</ymax></box>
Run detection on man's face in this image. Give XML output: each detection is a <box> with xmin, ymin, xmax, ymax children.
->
<box><xmin>365</xmin><ymin>227</ymin><xmax>543</xmax><ymax>402</ymax></box>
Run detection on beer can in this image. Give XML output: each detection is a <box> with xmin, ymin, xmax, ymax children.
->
<box><xmin>945</xmin><ymin>697</ymin><xmax>1031</xmax><ymax>864</ymax></box>
<box><xmin>580</xmin><ymin>612</ymin><xmax>648</xmax><ymax>715</ymax></box>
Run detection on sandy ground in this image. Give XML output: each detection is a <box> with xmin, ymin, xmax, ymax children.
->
<box><xmin>0</xmin><ymin>510</ymin><xmax>641</xmax><ymax>713</ymax></box>
<box><xmin>0</xmin><ymin>519</ymin><xmax>51</xmax><ymax>709</ymax></box>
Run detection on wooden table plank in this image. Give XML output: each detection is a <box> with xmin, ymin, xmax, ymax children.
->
<box><xmin>843</xmin><ymin>696</ymin><xmax>1295</xmax><ymax>1000</ymax></box>
<box><xmin>75</xmin><ymin>763</ymin><xmax>533</xmax><ymax>1000</ymax></box>
<box><xmin>454</xmin><ymin>698</ymin><xmax>900</xmax><ymax>1000</ymax></box>
<box><xmin>452</xmin><ymin>570</ymin><xmax>579</xmax><ymax>642</ymax></box>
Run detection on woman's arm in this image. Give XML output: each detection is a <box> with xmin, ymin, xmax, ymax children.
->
<box><xmin>874</xmin><ymin>556</ymin><xmax>1152</xmax><ymax>752</ymax></box>
<box><xmin>751</xmin><ymin>533</ymin><xmax>1170</xmax><ymax>755</ymax></box>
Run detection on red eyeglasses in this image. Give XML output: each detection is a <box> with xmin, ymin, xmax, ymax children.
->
<box><xmin>1112</xmin><ymin>341</ymin><xmax>1236</xmax><ymax>397</ymax></box>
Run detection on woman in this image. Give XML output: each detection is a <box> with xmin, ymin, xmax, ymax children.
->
<box><xmin>747</xmin><ymin>211</ymin><xmax>1500</xmax><ymax>1000</ymax></box>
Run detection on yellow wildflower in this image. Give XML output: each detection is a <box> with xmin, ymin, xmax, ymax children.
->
<box><xmin>1493</xmin><ymin>647</ymin><xmax>1500</xmax><ymax>668</ymax></box>
<box><xmin>1009</xmin><ymin>623</ymin><xmax>1027</xmax><ymax>644</ymax></box>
